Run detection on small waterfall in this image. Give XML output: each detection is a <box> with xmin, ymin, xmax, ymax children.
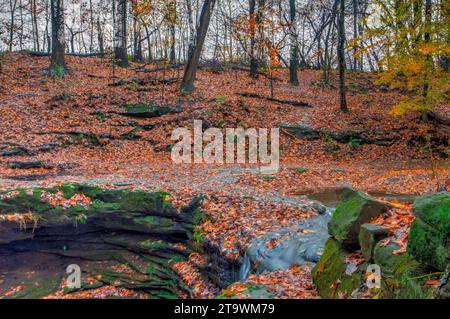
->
<box><xmin>238</xmin><ymin>253</ymin><xmax>251</xmax><ymax>281</ymax></box>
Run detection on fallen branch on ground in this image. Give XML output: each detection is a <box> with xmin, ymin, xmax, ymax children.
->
<box><xmin>238</xmin><ymin>92</ymin><xmax>312</xmax><ymax>108</ymax></box>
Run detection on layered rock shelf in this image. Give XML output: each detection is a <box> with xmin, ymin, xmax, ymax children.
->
<box><xmin>0</xmin><ymin>184</ymin><xmax>204</xmax><ymax>298</ymax></box>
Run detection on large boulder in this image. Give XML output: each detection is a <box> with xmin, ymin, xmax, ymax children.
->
<box><xmin>413</xmin><ymin>192</ymin><xmax>450</xmax><ymax>231</ymax></box>
<box><xmin>408</xmin><ymin>192</ymin><xmax>450</xmax><ymax>271</ymax></box>
<box><xmin>328</xmin><ymin>188</ymin><xmax>392</xmax><ymax>248</ymax></box>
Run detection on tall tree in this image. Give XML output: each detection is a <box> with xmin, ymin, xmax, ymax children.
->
<box><xmin>249</xmin><ymin>0</ymin><xmax>257</xmax><ymax>77</ymax></box>
<box><xmin>30</xmin><ymin>0</ymin><xmax>40</xmax><ymax>51</ymax></box>
<box><xmin>338</xmin><ymin>0</ymin><xmax>348</xmax><ymax>112</ymax></box>
<box><xmin>168</xmin><ymin>0</ymin><xmax>177</xmax><ymax>64</ymax></box>
<box><xmin>115</xmin><ymin>0</ymin><xmax>128</xmax><ymax>67</ymax></box>
<box><xmin>185</xmin><ymin>0</ymin><xmax>196</xmax><ymax>58</ymax></box>
<box><xmin>8</xmin><ymin>0</ymin><xmax>19</xmax><ymax>51</ymax></box>
<box><xmin>180</xmin><ymin>0</ymin><xmax>217</xmax><ymax>93</ymax></box>
<box><xmin>289</xmin><ymin>0</ymin><xmax>299</xmax><ymax>85</ymax></box>
<box><xmin>50</xmin><ymin>0</ymin><xmax>66</xmax><ymax>76</ymax></box>
<box><xmin>422</xmin><ymin>0</ymin><xmax>432</xmax><ymax>112</ymax></box>
<box><xmin>352</xmin><ymin>0</ymin><xmax>358</xmax><ymax>70</ymax></box>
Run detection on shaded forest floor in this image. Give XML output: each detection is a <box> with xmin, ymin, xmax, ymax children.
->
<box><xmin>0</xmin><ymin>52</ymin><xmax>448</xmax><ymax>298</ymax></box>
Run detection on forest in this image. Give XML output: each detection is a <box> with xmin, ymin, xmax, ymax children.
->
<box><xmin>0</xmin><ymin>0</ymin><xmax>448</xmax><ymax>301</ymax></box>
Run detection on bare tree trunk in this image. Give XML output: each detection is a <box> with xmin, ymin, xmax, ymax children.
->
<box><xmin>50</xmin><ymin>0</ymin><xmax>66</xmax><ymax>75</ymax></box>
<box><xmin>352</xmin><ymin>0</ymin><xmax>358</xmax><ymax>70</ymax></box>
<box><xmin>143</xmin><ymin>23</ymin><xmax>153</xmax><ymax>61</ymax></box>
<box><xmin>97</xmin><ymin>18</ymin><xmax>104</xmax><ymax>54</ymax></box>
<box><xmin>338</xmin><ymin>0</ymin><xmax>348</xmax><ymax>112</ymax></box>
<box><xmin>31</xmin><ymin>0</ymin><xmax>40</xmax><ymax>51</ymax></box>
<box><xmin>9</xmin><ymin>0</ymin><xmax>18</xmax><ymax>51</ymax></box>
<box><xmin>289</xmin><ymin>0</ymin><xmax>299</xmax><ymax>85</ymax></box>
<box><xmin>439</xmin><ymin>0</ymin><xmax>449</xmax><ymax>71</ymax></box>
<box><xmin>168</xmin><ymin>0</ymin><xmax>177</xmax><ymax>64</ymax></box>
<box><xmin>115</xmin><ymin>0</ymin><xmax>128</xmax><ymax>67</ymax></box>
<box><xmin>186</xmin><ymin>0</ymin><xmax>196</xmax><ymax>58</ymax></box>
<box><xmin>19</xmin><ymin>0</ymin><xmax>24</xmax><ymax>50</ymax></box>
<box><xmin>422</xmin><ymin>0</ymin><xmax>432</xmax><ymax>118</ymax></box>
<box><xmin>249</xmin><ymin>0</ymin><xmax>257</xmax><ymax>77</ymax></box>
<box><xmin>132</xmin><ymin>9</ymin><xmax>143</xmax><ymax>62</ymax></box>
<box><xmin>181</xmin><ymin>0</ymin><xmax>217</xmax><ymax>93</ymax></box>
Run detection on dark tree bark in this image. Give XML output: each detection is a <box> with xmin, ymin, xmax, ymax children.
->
<box><xmin>289</xmin><ymin>0</ymin><xmax>299</xmax><ymax>86</ymax></box>
<box><xmin>89</xmin><ymin>0</ymin><xmax>94</xmax><ymax>52</ymax></box>
<box><xmin>168</xmin><ymin>0</ymin><xmax>177</xmax><ymax>64</ymax></box>
<box><xmin>31</xmin><ymin>0</ymin><xmax>40</xmax><ymax>51</ymax></box>
<box><xmin>338</xmin><ymin>0</ymin><xmax>348</xmax><ymax>112</ymax></box>
<box><xmin>8</xmin><ymin>0</ymin><xmax>19</xmax><ymax>51</ymax></box>
<box><xmin>180</xmin><ymin>0</ymin><xmax>217</xmax><ymax>93</ymax></box>
<box><xmin>97</xmin><ymin>18</ymin><xmax>104</xmax><ymax>55</ymax></box>
<box><xmin>132</xmin><ymin>8</ymin><xmax>143</xmax><ymax>62</ymax></box>
<box><xmin>352</xmin><ymin>0</ymin><xmax>358</xmax><ymax>70</ymax></box>
<box><xmin>115</xmin><ymin>0</ymin><xmax>128</xmax><ymax>67</ymax></box>
<box><xmin>249</xmin><ymin>0</ymin><xmax>257</xmax><ymax>77</ymax></box>
<box><xmin>50</xmin><ymin>0</ymin><xmax>66</xmax><ymax>75</ymax></box>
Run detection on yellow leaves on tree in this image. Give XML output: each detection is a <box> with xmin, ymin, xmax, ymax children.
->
<box><xmin>359</xmin><ymin>0</ymin><xmax>449</xmax><ymax>116</ymax></box>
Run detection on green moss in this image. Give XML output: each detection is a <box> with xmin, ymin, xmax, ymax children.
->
<box><xmin>408</xmin><ymin>218</ymin><xmax>448</xmax><ymax>271</ymax></box>
<box><xmin>12</xmin><ymin>275</ymin><xmax>62</xmax><ymax>299</ymax></box>
<box><xmin>50</xmin><ymin>64</ymin><xmax>65</xmax><ymax>78</ymax></box>
<box><xmin>0</xmin><ymin>185</ymin><xmax>181</xmax><ymax>225</ymax></box>
<box><xmin>0</xmin><ymin>189</ymin><xmax>53</xmax><ymax>215</ymax></box>
<box><xmin>120</xmin><ymin>190</ymin><xmax>171</xmax><ymax>214</ymax></box>
<box><xmin>66</xmin><ymin>132</ymin><xmax>101</xmax><ymax>146</ymax></box>
<box><xmin>413</xmin><ymin>192</ymin><xmax>450</xmax><ymax>234</ymax></box>
<box><xmin>373</xmin><ymin>242</ymin><xmax>402</xmax><ymax>275</ymax></box>
<box><xmin>359</xmin><ymin>224</ymin><xmax>389</xmax><ymax>261</ymax></box>
<box><xmin>312</xmin><ymin>238</ymin><xmax>365</xmax><ymax>298</ymax></box>
<box><xmin>291</xmin><ymin>167</ymin><xmax>308</xmax><ymax>174</ymax></box>
<box><xmin>328</xmin><ymin>188</ymin><xmax>391</xmax><ymax>248</ymax></box>
<box><xmin>139</xmin><ymin>240</ymin><xmax>170</xmax><ymax>251</ymax></box>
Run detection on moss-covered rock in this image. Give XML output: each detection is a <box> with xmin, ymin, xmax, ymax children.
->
<box><xmin>408</xmin><ymin>192</ymin><xmax>450</xmax><ymax>272</ymax></box>
<box><xmin>413</xmin><ymin>192</ymin><xmax>450</xmax><ymax>233</ymax></box>
<box><xmin>373</xmin><ymin>242</ymin><xmax>403</xmax><ymax>275</ymax></box>
<box><xmin>373</xmin><ymin>243</ymin><xmax>433</xmax><ymax>299</ymax></box>
<box><xmin>121</xmin><ymin>102</ymin><xmax>183</xmax><ymax>119</ymax></box>
<box><xmin>312</xmin><ymin>238</ymin><xmax>366</xmax><ymax>298</ymax></box>
<box><xmin>359</xmin><ymin>224</ymin><xmax>390</xmax><ymax>261</ymax></box>
<box><xmin>313</xmin><ymin>239</ymin><xmax>435</xmax><ymax>299</ymax></box>
<box><xmin>328</xmin><ymin>188</ymin><xmax>392</xmax><ymax>248</ymax></box>
<box><xmin>0</xmin><ymin>183</ymin><xmax>206</xmax><ymax>299</ymax></box>
<box><xmin>408</xmin><ymin>218</ymin><xmax>449</xmax><ymax>271</ymax></box>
